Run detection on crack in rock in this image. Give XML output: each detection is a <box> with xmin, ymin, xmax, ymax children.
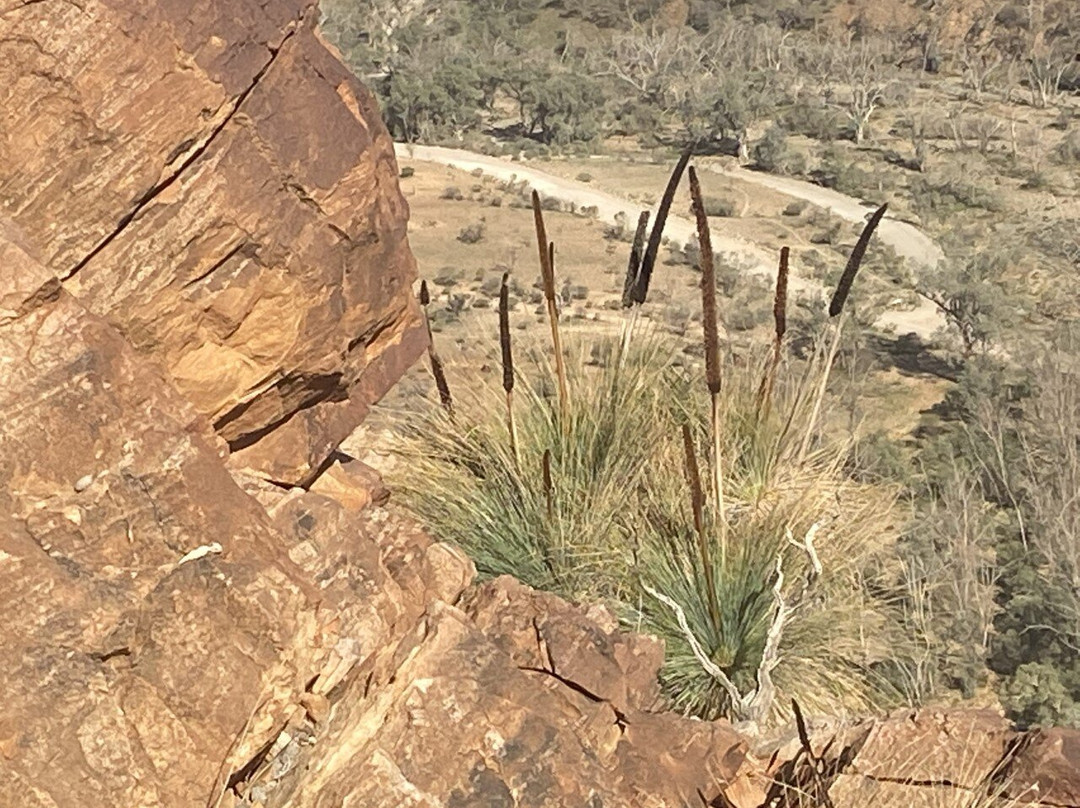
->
<box><xmin>62</xmin><ymin>4</ymin><xmax>314</xmax><ymax>281</ymax></box>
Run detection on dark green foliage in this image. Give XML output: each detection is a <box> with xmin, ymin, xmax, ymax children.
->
<box><xmin>781</xmin><ymin>99</ymin><xmax>841</xmax><ymax>141</ymax></box>
<box><xmin>517</xmin><ymin>71</ymin><xmax>605</xmax><ymax>145</ymax></box>
<box><xmin>910</xmin><ymin>172</ymin><xmax>1004</xmax><ymax>220</ymax></box>
<box><xmin>917</xmin><ymin>251</ymin><xmax>1010</xmax><ymax>357</ymax></box>
<box><xmin>901</xmin><ymin>335</ymin><xmax>1080</xmax><ymax>727</ymax></box>
<box><xmin>752</xmin><ymin>125</ymin><xmax>805</xmax><ymax>175</ymax></box>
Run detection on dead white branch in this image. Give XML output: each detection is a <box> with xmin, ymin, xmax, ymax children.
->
<box><xmin>642</xmin><ymin>583</ymin><xmax>746</xmax><ymax>711</ymax></box>
<box><xmin>787</xmin><ymin>522</ymin><xmax>823</xmax><ymax>580</ymax></box>
<box><xmin>746</xmin><ymin>553</ymin><xmax>789</xmax><ymax>723</ymax></box>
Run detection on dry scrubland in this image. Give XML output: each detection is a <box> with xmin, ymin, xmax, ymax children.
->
<box><xmin>333</xmin><ymin>0</ymin><xmax>1080</xmax><ymax>733</ymax></box>
<box><xmin>370</xmin><ymin>158</ymin><xmax>946</xmax><ymax>442</ymax></box>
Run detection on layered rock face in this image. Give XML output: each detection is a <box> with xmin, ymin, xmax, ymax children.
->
<box><xmin>0</xmin><ymin>230</ymin><xmax>748</xmax><ymax>803</ymax></box>
<box><xmin>0</xmin><ymin>0</ymin><xmax>426</xmax><ymax>485</ymax></box>
<box><xmin>0</xmin><ymin>231</ymin><xmax>332</xmax><ymax>806</ymax></box>
<box><xmin>0</xmin><ymin>4</ymin><xmax>753</xmax><ymax>805</ymax></box>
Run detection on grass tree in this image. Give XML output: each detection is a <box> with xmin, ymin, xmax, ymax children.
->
<box><xmin>392</xmin><ymin>158</ymin><xmax>906</xmax><ymax>728</ymax></box>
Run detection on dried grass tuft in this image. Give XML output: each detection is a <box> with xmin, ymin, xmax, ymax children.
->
<box><xmin>688</xmin><ymin>166</ymin><xmax>722</xmax><ymax>397</ymax></box>
<box><xmin>430</xmin><ymin>350</ymin><xmax>453</xmax><ymax>414</ymax></box>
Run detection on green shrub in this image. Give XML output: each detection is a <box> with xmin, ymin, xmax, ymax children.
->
<box><xmin>389</xmin><ymin>329</ymin><xmax>907</xmax><ymax>724</ymax></box>
<box><xmin>781</xmin><ymin>100</ymin><xmax>840</xmax><ymax>141</ymax></box>
<box><xmin>812</xmin><ymin>147</ymin><xmax>878</xmax><ymax>197</ymax></box>
<box><xmin>752</xmin><ymin>124</ymin><xmax>806</xmax><ymax>175</ymax></box>
<box><xmin>703</xmin><ymin>196</ymin><xmax>738</xmax><ymax>217</ymax></box>
<box><xmin>457</xmin><ymin>221</ymin><xmax>486</xmax><ymax>244</ymax></box>
<box><xmin>910</xmin><ymin>173</ymin><xmax>1004</xmax><ymax>219</ymax></box>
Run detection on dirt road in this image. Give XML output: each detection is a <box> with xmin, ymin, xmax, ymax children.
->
<box><xmin>395</xmin><ymin>143</ymin><xmax>945</xmax><ymax>339</ymax></box>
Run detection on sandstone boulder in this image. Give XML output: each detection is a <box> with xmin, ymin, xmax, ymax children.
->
<box><xmin>0</xmin><ymin>0</ymin><xmax>425</xmax><ymax>486</ymax></box>
<box><xmin>0</xmin><ymin>222</ymin><xmax>472</xmax><ymax>808</ymax></box>
<box><xmin>1000</xmin><ymin>728</ymin><xmax>1080</xmax><ymax>806</ymax></box>
<box><xmin>253</xmin><ymin>577</ymin><xmax>748</xmax><ymax>808</ymax></box>
<box><xmin>0</xmin><ymin>227</ymin><xmax>326</xmax><ymax>807</ymax></box>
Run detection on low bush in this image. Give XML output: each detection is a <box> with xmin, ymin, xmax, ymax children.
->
<box><xmin>392</xmin><ymin>180</ymin><xmax>910</xmax><ymax>726</ymax></box>
<box><xmin>433</xmin><ymin>266</ymin><xmax>462</xmax><ymax>287</ymax></box>
<box><xmin>752</xmin><ymin>124</ymin><xmax>806</xmax><ymax>175</ymax></box>
<box><xmin>781</xmin><ymin>99</ymin><xmax>841</xmax><ymax>142</ymax></box>
<box><xmin>703</xmin><ymin>196</ymin><xmax>738</xmax><ymax>217</ymax></box>
<box><xmin>457</xmin><ymin>221</ymin><xmax>486</xmax><ymax>244</ymax></box>
<box><xmin>1054</xmin><ymin>129</ymin><xmax>1080</xmax><ymax>163</ymax></box>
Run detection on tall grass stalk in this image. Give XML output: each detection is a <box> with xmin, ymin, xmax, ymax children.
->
<box><xmin>798</xmin><ymin>203</ymin><xmax>888</xmax><ymax>463</ymax></box>
<box><xmin>499</xmin><ymin>272</ymin><xmax>519</xmax><ymax>467</ymax></box>
<box><xmin>619</xmin><ymin>210</ymin><xmax>651</xmax><ymax>363</ymax></box>
<box><xmin>757</xmin><ymin>246</ymin><xmax>790</xmax><ymax>420</ymax></box>
<box><xmin>542</xmin><ymin>447</ymin><xmax>553</xmax><ymax>520</ymax></box>
<box><xmin>418</xmin><ymin>278</ymin><xmax>453</xmax><ymax>414</ymax></box>
<box><xmin>682</xmin><ymin>423</ymin><xmax>719</xmax><ymax>628</ymax></box>
<box><xmin>620</xmin><ymin>148</ymin><xmax>690</xmax><ymax>362</ymax></box>
<box><xmin>532</xmin><ymin>191</ymin><xmax>569</xmax><ymax>421</ymax></box>
<box><xmin>688</xmin><ymin>165</ymin><xmax>728</xmax><ymax>550</ymax></box>
<box><xmin>631</xmin><ymin>147</ymin><xmax>692</xmax><ymax>305</ymax></box>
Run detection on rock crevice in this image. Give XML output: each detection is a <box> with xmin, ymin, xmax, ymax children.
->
<box><xmin>64</xmin><ymin>3</ymin><xmax>316</xmax><ymax>283</ymax></box>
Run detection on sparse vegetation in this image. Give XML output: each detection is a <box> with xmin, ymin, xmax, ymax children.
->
<box><xmin>457</xmin><ymin>220</ymin><xmax>486</xmax><ymax>244</ymax></box>
<box><xmin>333</xmin><ymin>0</ymin><xmax>1080</xmax><ymax>731</ymax></box>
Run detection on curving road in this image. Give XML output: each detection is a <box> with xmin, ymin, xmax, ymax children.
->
<box><xmin>395</xmin><ymin>143</ymin><xmax>945</xmax><ymax>339</ymax></box>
